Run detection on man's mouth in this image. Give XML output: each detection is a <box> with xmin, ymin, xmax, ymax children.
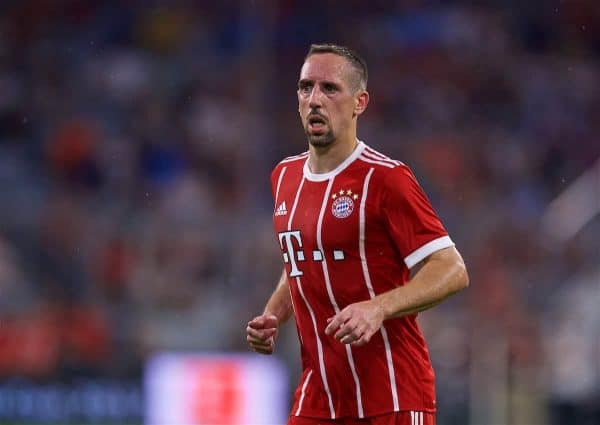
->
<box><xmin>307</xmin><ymin>115</ymin><xmax>327</xmax><ymax>133</ymax></box>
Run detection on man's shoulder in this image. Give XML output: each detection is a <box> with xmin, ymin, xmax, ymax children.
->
<box><xmin>271</xmin><ymin>151</ymin><xmax>309</xmax><ymax>175</ymax></box>
<box><xmin>279</xmin><ymin>150</ymin><xmax>309</xmax><ymax>165</ymax></box>
<box><xmin>357</xmin><ymin>144</ymin><xmax>411</xmax><ymax>178</ymax></box>
<box><xmin>354</xmin><ymin>145</ymin><xmax>425</xmax><ymax>199</ymax></box>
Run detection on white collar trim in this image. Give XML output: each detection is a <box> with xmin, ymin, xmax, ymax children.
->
<box><xmin>303</xmin><ymin>140</ymin><xmax>365</xmax><ymax>182</ymax></box>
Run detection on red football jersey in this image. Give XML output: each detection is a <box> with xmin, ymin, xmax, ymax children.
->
<box><xmin>270</xmin><ymin>141</ymin><xmax>454</xmax><ymax>419</ymax></box>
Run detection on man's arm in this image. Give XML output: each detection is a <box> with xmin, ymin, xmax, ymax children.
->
<box><xmin>263</xmin><ymin>269</ymin><xmax>294</xmax><ymax>324</ymax></box>
<box><xmin>325</xmin><ymin>246</ymin><xmax>469</xmax><ymax>346</ymax></box>
<box><xmin>377</xmin><ymin>246</ymin><xmax>468</xmax><ymax>318</ymax></box>
<box><xmin>246</xmin><ymin>269</ymin><xmax>293</xmax><ymax>354</ymax></box>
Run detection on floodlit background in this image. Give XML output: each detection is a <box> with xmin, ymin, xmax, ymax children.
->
<box><xmin>0</xmin><ymin>1</ymin><xmax>598</xmax><ymax>424</ymax></box>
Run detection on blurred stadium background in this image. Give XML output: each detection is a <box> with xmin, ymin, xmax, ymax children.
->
<box><xmin>0</xmin><ymin>0</ymin><xmax>598</xmax><ymax>424</ymax></box>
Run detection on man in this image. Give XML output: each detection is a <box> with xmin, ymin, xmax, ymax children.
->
<box><xmin>246</xmin><ymin>43</ymin><xmax>469</xmax><ymax>425</ymax></box>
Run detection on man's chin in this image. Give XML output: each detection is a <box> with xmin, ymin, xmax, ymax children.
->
<box><xmin>306</xmin><ymin>132</ymin><xmax>334</xmax><ymax>147</ymax></box>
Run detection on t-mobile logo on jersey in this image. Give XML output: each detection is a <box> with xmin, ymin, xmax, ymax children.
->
<box><xmin>278</xmin><ymin>230</ymin><xmax>345</xmax><ymax>277</ymax></box>
<box><xmin>278</xmin><ymin>230</ymin><xmax>305</xmax><ymax>277</ymax></box>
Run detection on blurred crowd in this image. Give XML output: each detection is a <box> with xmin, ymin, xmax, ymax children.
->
<box><xmin>0</xmin><ymin>1</ymin><xmax>598</xmax><ymax>424</ymax></box>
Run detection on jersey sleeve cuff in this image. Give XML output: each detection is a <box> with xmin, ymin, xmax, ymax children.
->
<box><xmin>404</xmin><ymin>236</ymin><xmax>455</xmax><ymax>269</ymax></box>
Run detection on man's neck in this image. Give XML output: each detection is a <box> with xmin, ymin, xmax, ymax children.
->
<box><xmin>307</xmin><ymin>136</ymin><xmax>358</xmax><ymax>174</ymax></box>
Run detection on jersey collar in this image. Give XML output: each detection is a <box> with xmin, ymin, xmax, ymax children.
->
<box><xmin>303</xmin><ymin>140</ymin><xmax>365</xmax><ymax>182</ymax></box>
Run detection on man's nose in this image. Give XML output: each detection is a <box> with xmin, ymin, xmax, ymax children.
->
<box><xmin>308</xmin><ymin>86</ymin><xmax>323</xmax><ymax>108</ymax></box>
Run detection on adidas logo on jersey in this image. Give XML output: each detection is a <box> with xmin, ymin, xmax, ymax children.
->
<box><xmin>274</xmin><ymin>201</ymin><xmax>288</xmax><ymax>216</ymax></box>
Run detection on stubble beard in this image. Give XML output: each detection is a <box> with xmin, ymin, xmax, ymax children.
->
<box><xmin>305</xmin><ymin>127</ymin><xmax>335</xmax><ymax>148</ymax></box>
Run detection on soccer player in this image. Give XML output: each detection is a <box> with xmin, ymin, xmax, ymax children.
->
<box><xmin>246</xmin><ymin>44</ymin><xmax>469</xmax><ymax>425</ymax></box>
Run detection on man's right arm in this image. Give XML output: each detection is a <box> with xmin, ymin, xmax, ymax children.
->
<box><xmin>246</xmin><ymin>269</ymin><xmax>292</xmax><ymax>355</ymax></box>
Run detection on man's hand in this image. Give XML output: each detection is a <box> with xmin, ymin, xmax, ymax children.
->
<box><xmin>325</xmin><ymin>300</ymin><xmax>384</xmax><ymax>346</ymax></box>
<box><xmin>247</xmin><ymin>314</ymin><xmax>279</xmax><ymax>355</ymax></box>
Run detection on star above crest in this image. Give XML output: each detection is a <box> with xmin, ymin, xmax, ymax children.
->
<box><xmin>332</xmin><ymin>189</ymin><xmax>359</xmax><ymax>200</ymax></box>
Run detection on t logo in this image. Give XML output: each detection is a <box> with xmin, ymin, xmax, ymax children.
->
<box><xmin>278</xmin><ymin>230</ymin><xmax>305</xmax><ymax>277</ymax></box>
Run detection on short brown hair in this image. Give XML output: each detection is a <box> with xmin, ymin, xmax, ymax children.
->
<box><xmin>306</xmin><ymin>43</ymin><xmax>368</xmax><ymax>91</ymax></box>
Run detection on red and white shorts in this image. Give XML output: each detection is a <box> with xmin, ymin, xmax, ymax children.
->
<box><xmin>288</xmin><ymin>411</ymin><xmax>435</xmax><ymax>425</ymax></box>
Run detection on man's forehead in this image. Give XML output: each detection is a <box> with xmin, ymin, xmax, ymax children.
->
<box><xmin>299</xmin><ymin>53</ymin><xmax>349</xmax><ymax>82</ymax></box>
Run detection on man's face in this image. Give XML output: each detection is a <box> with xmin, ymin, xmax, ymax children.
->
<box><xmin>297</xmin><ymin>53</ymin><xmax>361</xmax><ymax>147</ymax></box>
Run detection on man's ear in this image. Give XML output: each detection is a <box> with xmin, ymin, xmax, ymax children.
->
<box><xmin>354</xmin><ymin>90</ymin><xmax>369</xmax><ymax>117</ymax></box>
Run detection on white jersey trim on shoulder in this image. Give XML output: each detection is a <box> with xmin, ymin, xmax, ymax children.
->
<box><xmin>361</xmin><ymin>150</ymin><xmax>402</xmax><ymax>167</ymax></box>
<box><xmin>303</xmin><ymin>141</ymin><xmax>366</xmax><ymax>182</ymax></box>
<box><xmin>404</xmin><ymin>235</ymin><xmax>455</xmax><ymax>269</ymax></box>
<box><xmin>281</xmin><ymin>151</ymin><xmax>309</xmax><ymax>164</ymax></box>
<box><xmin>358</xmin><ymin>154</ymin><xmax>396</xmax><ymax>168</ymax></box>
<box><xmin>363</xmin><ymin>146</ymin><xmax>404</xmax><ymax>166</ymax></box>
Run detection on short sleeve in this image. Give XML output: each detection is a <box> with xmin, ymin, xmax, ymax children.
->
<box><xmin>381</xmin><ymin>166</ymin><xmax>454</xmax><ymax>269</ymax></box>
<box><xmin>270</xmin><ymin>167</ymin><xmax>279</xmax><ymax>202</ymax></box>
<box><xmin>270</xmin><ymin>164</ymin><xmax>286</xmax><ymax>204</ymax></box>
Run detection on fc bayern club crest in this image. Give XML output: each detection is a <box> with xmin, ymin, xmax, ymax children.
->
<box><xmin>331</xmin><ymin>189</ymin><xmax>359</xmax><ymax>219</ymax></box>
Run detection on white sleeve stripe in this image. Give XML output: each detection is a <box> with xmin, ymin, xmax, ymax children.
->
<box><xmin>404</xmin><ymin>235</ymin><xmax>455</xmax><ymax>269</ymax></box>
<box><xmin>362</xmin><ymin>149</ymin><xmax>402</xmax><ymax>165</ymax></box>
<box><xmin>364</xmin><ymin>146</ymin><xmax>404</xmax><ymax>165</ymax></box>
<box><xmin>358</xmin><ymin>155</ymin><xmax>395</xmax><ymax>168</ymax></box>
<box><xmin>364</xmin><ymin>146</ymin><xmax>388</xmax><ymax>159</ymax></box>
<box><xmin>364</xmin><ymin>146</ymin><xmax>384</xmax><ymax>158</ymax></box>
<box><xmin>275</xmin><ymin>166</ymin><xmax>287</xmax><ymax>204</ymax></box>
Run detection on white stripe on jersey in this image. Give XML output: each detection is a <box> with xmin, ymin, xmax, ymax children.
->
<box><xmin>287</xmin><ymin>177</ymin><xmax>304</xmax><ymax>230</ymax></box>
<box><xmin>275</xmin><ymin>166</ymin><xmax>287</xmax><ymax>204</ymax></box>
<box><xmin>316</xmin><ymin>177</ymin><xmax>364</xmax><ymax>418</ymax></box>
<box><xmin>364</xmin><ymin>146</ymin><xmax>403</xmax><ymax>166</ymax></box>
<box><xmin>411</xmin><ymin>411</ymin><xmax>424</xmax><ymax>425</ymax></box>
<box><xmin>295</xmin><ymin>277</ymin><xmax>335</xmax><ymax>419</ymax></box>
<box><xmin>280</xmin><ymin>151</ymin><xmax>309</xmax><ymax>163</ymax></box>
<box><xmin>361</xmin><ymin>149</ymin><xmax>401</xmax><ymax>166</ymax></box>
<box><xmin>295</xmin><ymin>369</ymin><xmax>313</xmax><ymax>416</ymax></box>
<box><xmin>363</xmin><ymin>146</ymin><xmax>386</xmax><ymax>159</ymax></box>
<box><xmin>287</xmin><ymin>177</ymin><xmax>335</xmax><ymax>419</ymax></box>
<box><xmin>358</xmin><ymin>154</ymin><xmax>396</xmax><ymax>168</ymax></box>
<box><xmin>359</xmin><ymin>168</ymin><xmax>400</xmax><ymax>412</ymax></box>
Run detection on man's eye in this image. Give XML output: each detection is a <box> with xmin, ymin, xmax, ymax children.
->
<box><xmin>299</xmin><ymin>84</ymin><xmax>312</xmax><ymax>93</ymax></box>
<box><xmin>323</xmin><ymin>84</ymin><xmax>337</xmax><ymax>93</ymax></box>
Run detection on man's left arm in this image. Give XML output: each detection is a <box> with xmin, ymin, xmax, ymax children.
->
<box><xmin>324</xmin><ymin>245</ymin><xmax>468</xmax><ymax>346</ymax></box>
